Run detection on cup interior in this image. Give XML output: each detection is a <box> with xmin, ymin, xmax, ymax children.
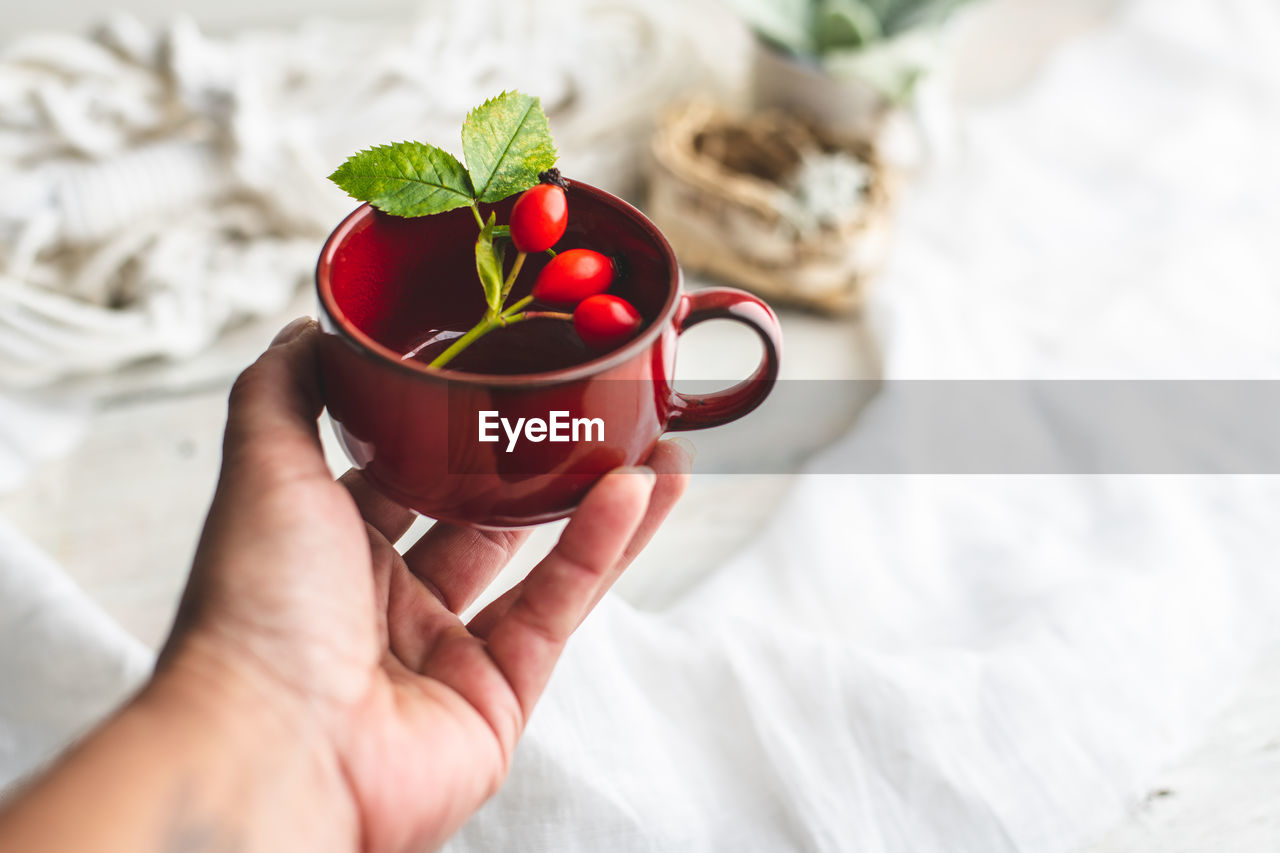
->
<box><xmin>319</xmin><ymin>183</ymin><xmax>678</xmax><ymax>378</ymax></box>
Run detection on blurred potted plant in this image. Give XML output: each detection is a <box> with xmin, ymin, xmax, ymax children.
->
<box><xmin>733</xmin><ymin>0</ymin><xmax>976</xmax><ymax>143</ymax></box>
<box><xmin>646</xmin><ymin>1</ymin><xmax>978</xmax><ymax>313</ymax></box>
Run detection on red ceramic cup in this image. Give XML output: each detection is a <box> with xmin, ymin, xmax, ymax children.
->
<box><xmin>316</xmin><ymin>182</ymin><xmax>782</xmax><ymax>528</ymax></box>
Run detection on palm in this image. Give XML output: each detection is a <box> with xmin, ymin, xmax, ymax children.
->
<box><xmin>340</xmin><ymin>522</ymin><xmax>523</xmax><ymax>853</ymax></box>
<box><xmin>173</xmin><ymin>325</ymin><xmax>690</xmax><ymax>853</ymax></box>
<box><xmin>313</xmin><ymin>464</ymin><xmax>687</xmax><ymax>853</ymax></box>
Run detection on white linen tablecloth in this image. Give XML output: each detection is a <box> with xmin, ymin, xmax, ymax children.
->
<box><xmin>442</xmin><ymin>1</ymin><xmax>1280</xmax><ymax>850</ymax></box>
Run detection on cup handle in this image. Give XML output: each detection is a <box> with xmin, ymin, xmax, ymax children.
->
<box><xmin>667</xmin><ymin>287</ymin><xmax>783</xmax><ymax>431</ymax></box>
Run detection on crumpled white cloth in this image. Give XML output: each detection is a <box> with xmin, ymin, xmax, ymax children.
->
<box><xmin>0</xmin><ymin>514</ymin><xmax>151</xmax><ymax>795</ymax></box>
<box><xmin>440</xmin><ymin>1</ymin><xmax>1280</xmax><ymax>852</ymax></box>
<box><xmin>0</xmin><ymin>0</ymin><xmax>743</xmax><ymax>387</ymax></box>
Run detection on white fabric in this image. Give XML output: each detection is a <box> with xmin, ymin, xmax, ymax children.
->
<box><xmin>2</xmin><ymin>2</ymin><xmax>1280</xmax><ymax>852</ymax></box>
<box><xmin>0</xmin><ymin>515</ymin><xmax>152</xmax><ymax>795</ymax></box>
<box><xmin>441</xmin><ymin>1</ymin><xmax>1280</xmax><ymax>851</ymax></box>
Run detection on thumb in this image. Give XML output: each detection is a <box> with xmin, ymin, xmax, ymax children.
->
<box><xmin>221</xmin><ymin>317</ymin><xmax>328</xmax><ymax>487</ymax></box>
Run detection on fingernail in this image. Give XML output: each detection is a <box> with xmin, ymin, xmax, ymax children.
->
<box><xmin>620</xmin><ymin>465</ymin><xmax>657</xmax><ymax>488</ymax></box>
<box><xmin>668</xmin><ymin>436</ymin><xmax>697</xmax><ymax>462</ymax></box>
<box><xmin>270</xmin><ymin>317</ymin><xmax>313</xmax><ymax>347</ymax></box>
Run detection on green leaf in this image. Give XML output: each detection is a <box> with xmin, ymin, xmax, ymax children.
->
<box><xmin>863</xmin><ymin>0</ymin><xmax>895</xmax><ymax>21</ymax></box>
<box><xmin>461</xmin><ymin>91</ymin><xmax>558</xmax><ymax>204</ymax></box>
<box><xmin>881</xmin><ymin>0</ymin><xmax>974</xmax><ymax>36</ymax></box>
<box><xmin>823</xmin><ymin>29</ymin><xmax>933</xmax><ymax>101</ymax></box>
<box><xmin>816</xmin><ymin>0</ymin><xmax>882</xmax><ymax>51</ymax></box>
<box><xmin>724</xmin><ymin>0</ymin><xmax>816</xmax><ymax>54</ymax></box>
<box><xmin>329</xmin><ymin>142</ymin><xmax>474</xmax><ymax>217</ymax></box>
<box><xmin>475</xmin><ymin>212</ymin><xmax>505</xmax><ymax>313</ymax></box>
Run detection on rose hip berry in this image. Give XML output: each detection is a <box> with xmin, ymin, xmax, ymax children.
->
<box><xmin>573</xmin><ymin>294</ymin><xmax>642</xmax><ymax>349</ymax></box>
<box><xmin>532</xmin><ymin>248</ymin><xmax>615</xmax><ymax>305</ymax></box>
<box><xmin>509</xmin><ymin>183</ymin><xmax>567</xmax><ymax>253</ymax></box>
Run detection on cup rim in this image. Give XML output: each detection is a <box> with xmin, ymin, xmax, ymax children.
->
<box><xmin>315</xmin><ymin>182</ymin><xmax>681</xmax><ymax>388</ymax></box>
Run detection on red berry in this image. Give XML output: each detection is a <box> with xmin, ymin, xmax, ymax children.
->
<box><xmin>532</xmin><ymin>249</ymin><xmax>615</xmax><ymax>305</ymax></box>
<box><xmin>509</xmin><ymin>183</ymin><xmax>567</xmax><ymax>253</ymax></box>
<box><xmin>573</xmin><ymin>294</ymin><xmax>642</xmax><ymax>349</ymax></box>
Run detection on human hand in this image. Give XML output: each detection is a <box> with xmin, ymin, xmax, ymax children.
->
<box><xmin>157</xmin><ymin>317</ymin><xmax>692</xmax><ymax>851</ymax></box>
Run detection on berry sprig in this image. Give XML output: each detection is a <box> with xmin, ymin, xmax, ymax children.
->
<box><xmin>328</xmin><ymin>91</ymin><xmax>643</xmax><ymax>370</ymax></box>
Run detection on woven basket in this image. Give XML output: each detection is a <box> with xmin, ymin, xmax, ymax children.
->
<box><xmin>647</xmin><ymin>100</ymin><xmax>897</xmax><ymax>314</ymax></box>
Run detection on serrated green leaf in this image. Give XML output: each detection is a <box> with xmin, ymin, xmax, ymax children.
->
<box><xmin>475</xmin><ymin>212</ymin><xmax>505</xmax><ymax>313</ymax></box>
<box><xmin>329</xmin><ymin>142</ymin><xmax>475</xmax><ymax>217</ymax></box>
<box><xmin>462</xmin><ymin>91</ymin><xmax>558</xmax><ymax>204</ymax></box>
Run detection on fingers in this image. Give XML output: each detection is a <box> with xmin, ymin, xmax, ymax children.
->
<box><xmin>467</xmin><ymin>438</ymin><xmax>693</xmax><ymax>636</ymax></box>
<box><xmin>480</xmin><ymin>467</ymin><xmax>658</xmax><ymax>715</ymax></box>
<box><xmin>393</xmin><ymin>439</ymin><xmax>691</xmax><ymax>616</ymax></box>
<box><xmin>609</xmin><ymin>438</ymin><xmax>693</xmax><ymax>582</ymax></box>
<box><xmin>220</xmin><ymin>317</ymin><xmax>329</xmax><ymax>488</ymax></box>
<box><xmin>464</xmin><ymin>584</ymin><xmax>523</xmax><ymax>639</ymax></box>
<box><xmin>365</xmin><ymin>524</ymin><xmax>400</xmax><ymax>646</ymax></box>
<box><xmin>340</xmin><ymin>469</ymin><xmax>416</xmax><ymax>543</ymax></box>
<box><xmin>402</xmin><ymin>525</ymin><xmax>532</xmax><ymax>614</ymax></box>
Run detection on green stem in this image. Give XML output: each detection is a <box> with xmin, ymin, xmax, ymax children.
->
<box><xmin>500</xmin><ymin>252</ymin><xmax>527</xmax><ymax>303</ymax></box>
<box><xmin>428</xmin><ymin>217</ymin><xmax>544</xmax><ymax>370</ymax></box>
<box><xmin>512</xmin><ymin>310</ymin><xmax>573</xmax><ymax>323</ymax></box>
<box><xmin>425</xmin><ymin>308</ymin><xmax>576</xmax><ymax>369</ymax></box>
<box><xmin>500</xmin><ymin>295</ymin><xmax>533</xmax><ymax>318</ymax></box>
<box><xmin>428</xmin><ymin>317</ymin><xmax>495</xmax><ymax>369</ymax></box>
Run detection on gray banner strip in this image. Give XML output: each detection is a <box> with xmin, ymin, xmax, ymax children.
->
<box><xmin>684</xmin><ymin>380</ymin><xmax>1280</xmax><ymax>475</ymax></box>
